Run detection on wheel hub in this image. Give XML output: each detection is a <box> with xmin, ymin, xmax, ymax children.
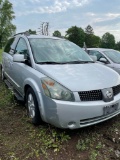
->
<box><xmin>28</xmin><ymin>94</ymin><xmax>35</xmax><ymax>118</ymax></box>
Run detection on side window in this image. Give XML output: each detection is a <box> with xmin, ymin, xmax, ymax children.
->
<box><xmin>4</xmin><ymin>38</ymin><xmax>15</xmax><ymax>53</ymax></box>
<box><xmin>15</xmin><ymin>38</ymin><xmax>29</xmax><ymax>59</ymax></box>
<box><xmin>89</xmin><ymin>50</ymin><xmax>105</xmax><ymax>61</ymax></box>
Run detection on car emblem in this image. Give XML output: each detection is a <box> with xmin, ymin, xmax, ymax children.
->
<box><xmin>106</xmin><ymin>90</ymin><xmax>113</xmax><ymax>98</ymax></box>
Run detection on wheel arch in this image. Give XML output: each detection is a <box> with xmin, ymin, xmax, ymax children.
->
<box><xmin>23</xmin><ymin>78</ymin><xmax>46</xmax><ymax>122</ymax></box>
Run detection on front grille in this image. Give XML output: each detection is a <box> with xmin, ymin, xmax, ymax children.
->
<box><xmin>78</xmin><ymin>84</ymin><xmax>120</xmax><ymax>102</ymax></box>
<box><xmin>113</xmin><ymin>84</ymin><xmax>120</xmax><ymax>96</ymax></box>
<box><xmin>78</xmin><ymin>90</ymin><xmax>102</xmax><ymax>101</ymax></box>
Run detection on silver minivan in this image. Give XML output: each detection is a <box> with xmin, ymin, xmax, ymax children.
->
<box><xmin>1</xmin><ymin>33</ymin><xmax>120</xmax><ymax>129</ymax></box>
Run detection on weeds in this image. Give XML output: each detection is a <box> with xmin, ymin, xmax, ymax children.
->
<box><xmin>0</xmin><ymin>84</ymin><xmax>15</xmax><ymax>107</ymax></box>
<box><xmin>76</xmin><ymin>136</ymin><xmax>95</xmax><ymax>151</ymax></box>
<box><xmin>95</xmin><ymin>142</ymin><xmax>102</xmax><ymax>149</ymax></box>
<box><xmin>89</xmin><ymin>150</ymin><xmax>99</xmax><ymax>160</ymax></box>
<box><xmin>29</xmin><ymin>127</ymin><xmax>71</xmax><ymax>154</ymax></box>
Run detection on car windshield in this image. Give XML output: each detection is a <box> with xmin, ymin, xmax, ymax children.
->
<box><xmin>29</xmin><ymin>38</ymin><xmax>93</xmax><ymax>64</ymax></box>
<box><xmin>103</xmin><ymin>50</ymin><xmax>120</xmax><ymax>63</ymax></box>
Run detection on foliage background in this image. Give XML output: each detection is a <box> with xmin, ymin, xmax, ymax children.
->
<box><xmin>0</xmin><ymin>49</ymin><xmax>2</xmax><ymax>62</ymax></box>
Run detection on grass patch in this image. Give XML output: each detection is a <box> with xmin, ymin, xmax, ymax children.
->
<box><xmin>0</xmin><ymin>83</ymin><xmax>15</xmax><ymax>107</ymax></box>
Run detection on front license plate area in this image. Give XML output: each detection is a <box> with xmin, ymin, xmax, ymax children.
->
<box><xmin>103</xmin><ymin>103</ymin><xmax>118</xmax><ymax>115</ymax></box>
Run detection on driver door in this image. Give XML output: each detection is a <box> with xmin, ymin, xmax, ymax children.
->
<box><xmin>10</xmin><ymin>38</ymin><xmax>31</xmax><ymax>93</ymax></box>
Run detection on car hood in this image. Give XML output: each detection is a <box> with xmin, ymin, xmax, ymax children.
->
<box><xmin>35</xmin><ymin>63</ymin><xmax>120</xmax><ymax>92</ymax></box>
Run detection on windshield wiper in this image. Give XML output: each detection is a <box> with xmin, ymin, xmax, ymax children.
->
<box><xmin>82</xmin><ymin>61</ymin><xmax>94</xmax><ymax>63</ymax></box>
<box><xmin>37</xmin><ymin>61</ymin><xmax>67</xmax><ymax>64</ymax></box>
<box><xmin>65</xmin><ymin>60</ymin><xmax>94</xmax><ymax>64</ymax></box>
<box><xmin>37</xmin><ymin>61</ymin><xmax>94</xmax><ymax>64</ymax></box>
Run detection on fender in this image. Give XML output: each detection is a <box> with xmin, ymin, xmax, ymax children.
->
<box><xmin>23</xmin><ymin>78</ymin><xmax>47</xmax><ymax>122</ymax></box>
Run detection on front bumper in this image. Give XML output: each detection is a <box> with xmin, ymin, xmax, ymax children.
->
<box><xmin>40</xmin><ymin>93</ymin><xmax>120</xmax><ymax>129</ymax></box>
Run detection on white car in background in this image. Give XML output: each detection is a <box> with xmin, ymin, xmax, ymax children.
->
<box><xmin>87</xmin><ymin>48</ymin><xmax>120</xmax><ymax>74</ymax></box>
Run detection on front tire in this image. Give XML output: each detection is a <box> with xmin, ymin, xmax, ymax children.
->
<box><xmin>26</xmin><ymin>87</ymin><xmax>41</xmax><ymax>125</ymax></box>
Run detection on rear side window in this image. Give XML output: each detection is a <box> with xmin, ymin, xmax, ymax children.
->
<box><xmin>4</xmin><ymin>38</ymin><xmax>15</xmax><ymax>53</ymax></box>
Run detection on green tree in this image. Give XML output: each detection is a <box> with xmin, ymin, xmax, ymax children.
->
<box><xmin>115</xmin><ymin>41</ymin><xmax>120</xmax><ymax>51</ymax></box>
<box><xmin>53</xmin><ymin>30</ymin><xmax>61</xmax><ymax>37</ymax></box>
<box><xmin>101</xmin><ymin>32</ymin><xmax>115</xmax><ymax>49</ymax></box>
<box><xmin>65</xmin><ymin>26</ymin><xmax>85</xmax><ymax>47</ymax></box>
<box><xmin>84</xmin><ymin>25</ymin><xmax>101</xmax><ymax>48</ymax></box>
<box><xmin>85</xmin><ymin>25</ymin><xmax>94</xmax><ymax>35</ymax></box>
<box><xmin>85</xmin><ymin>35</ymin><xmax>101</xmax><ymax>48</ymax></box>
<box><xmin>0</xmin><ymin>0</ymin><xmax>16</xmax><ymax>48</ymax></box>
<box><xmin>90</xmin><ymin>35</ymin><xmax>101</xmax><ymax>47</ymax></box>
<box><xmin>85</xmin><ymin>25</ymin><xmax>97</xmax><ymax>47</ymax></box>
<box><xmin>27</xmin><ymin>29</ymin><xmax>36</xmax><ymax>35</ymax></box>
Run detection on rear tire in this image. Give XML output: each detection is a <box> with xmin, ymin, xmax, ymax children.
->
<box><xmin>26</xmin><ymin>87</ymin><xmax>42</xmax><ymax>125</ymax></box>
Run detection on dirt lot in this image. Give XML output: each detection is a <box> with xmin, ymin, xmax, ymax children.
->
<box><xmin>0</xmin><ymin>69</ymin><xmax>120</xmax><ymax>160</ymax></box>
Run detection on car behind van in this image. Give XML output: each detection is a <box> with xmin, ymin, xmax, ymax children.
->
<box><xmin>87</xmin><ymin>48</ymin><xmax>120</xmax><ymax>74</ymax></box>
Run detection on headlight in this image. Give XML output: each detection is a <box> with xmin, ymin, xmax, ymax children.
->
<box><xmin>41</xmin><ymin>77</ymin><xmax>75</xmax><ymax>101</ymax></box>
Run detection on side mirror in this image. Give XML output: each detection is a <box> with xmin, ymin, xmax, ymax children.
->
<box><xmin>13</xmin><ymin>54</ymin><xmax>25</xmax><ymax>62</ymax></box>
<box><xmin>90</xmin><ymin>55</ymin><xmax>97</xmax><ymax>62</ymax></box>
<box><xmin>99</xmin><ymin>57</ymin><xmax>107</xmax><ymax>63</ymax></box>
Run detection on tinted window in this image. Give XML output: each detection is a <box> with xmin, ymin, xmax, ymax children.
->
<box><xmin>4</xmin><ymin>38</ymin><xmax>15</xmax><ymax>53</ymax></box>
<box><xmin>15</xmin><ymin>38</ymin><xmax>29</xmax><ymax>58</ymax></box>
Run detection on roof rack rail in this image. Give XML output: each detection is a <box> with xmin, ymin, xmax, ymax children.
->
<box><xmin>14</xmin><ymin>31</ymin><xmax>30</xmax><ymax>37</ymax></box>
